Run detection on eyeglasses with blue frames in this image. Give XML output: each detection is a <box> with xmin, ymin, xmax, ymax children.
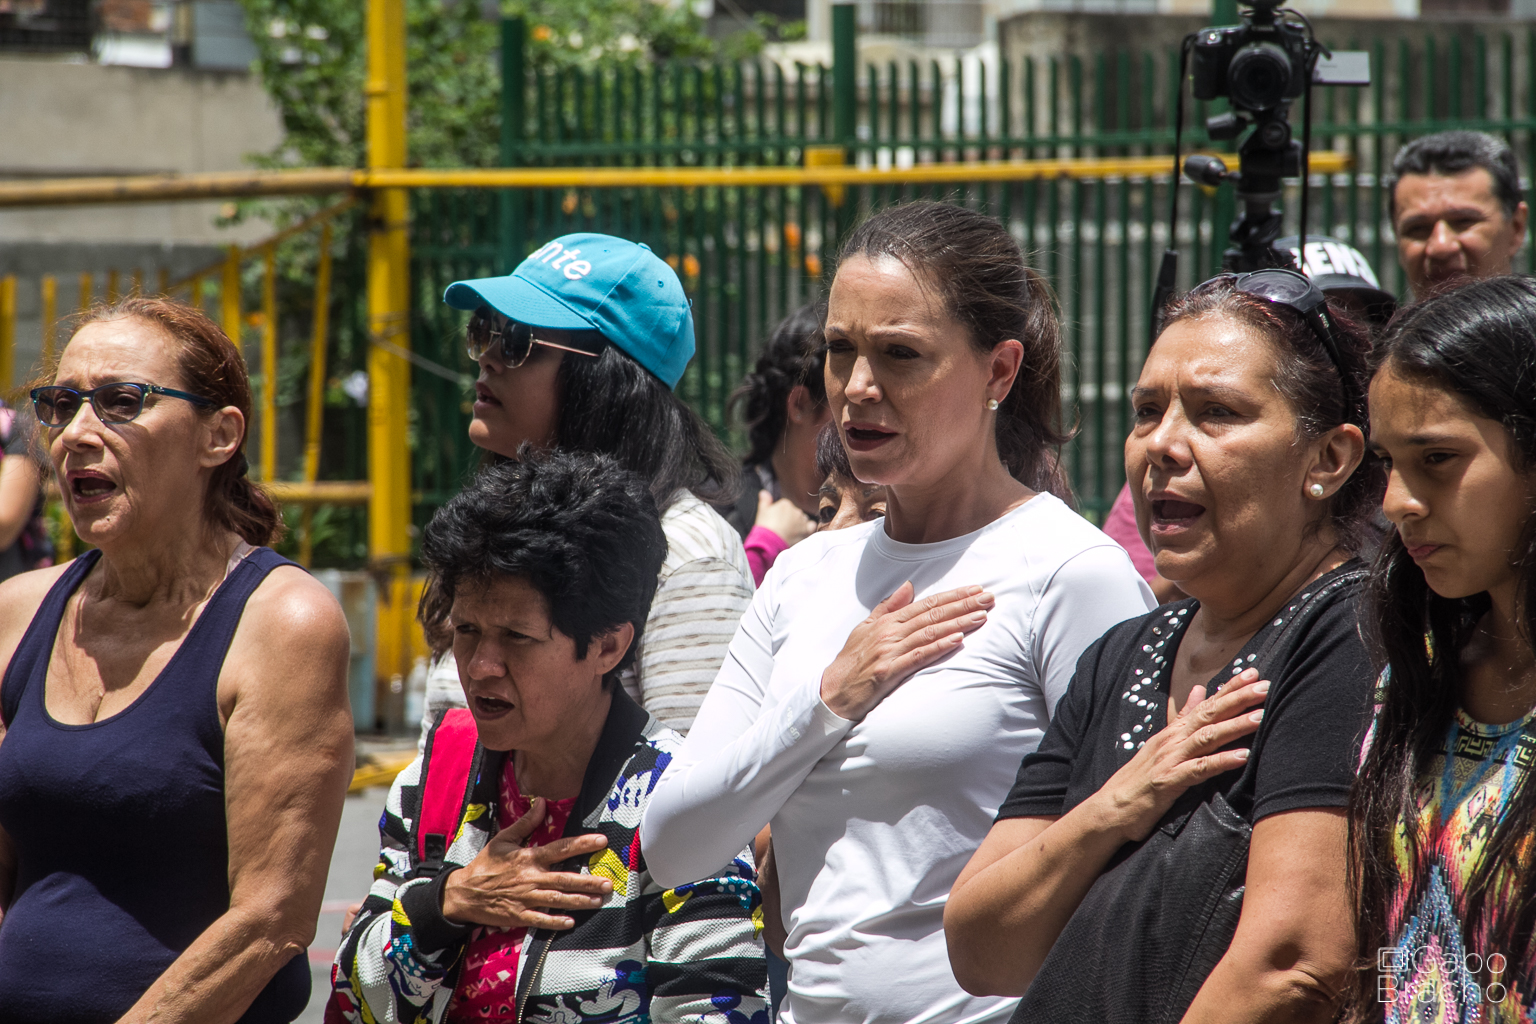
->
<box><xmin>30</xmin><ymin>382</ymin><xmax>217</xmax><ymax>428</ymax></box>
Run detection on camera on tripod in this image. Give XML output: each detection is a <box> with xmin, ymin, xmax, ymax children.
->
<box><xmin>1147</xmin><ymin>0</ymin><xmax>1370</xmax><ymax>338</ymax></box>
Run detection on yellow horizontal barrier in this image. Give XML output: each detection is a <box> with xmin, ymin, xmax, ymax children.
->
<box><xmin>0</xmin><ymin>152</ymin><xmax>1354</xmax><ymax>207</ymax></box>
<box><xmin>263</xmin><ymin>480</ymin><xmax>373</xmax><ymax>505</ymax></box>
<box><xmin>349</xmin><ymin>751</ymin><xmax>416</xmax><ymax>794</ymax></box>
<box><xmin>0</xmin><ymin>169</ymin><xmax>356</xmax><ymax>208</ymax></box>
<box><xmin>366</xmin><ymin>152</ymin><xmax>1351</xmax><ymax>189</ymax></box>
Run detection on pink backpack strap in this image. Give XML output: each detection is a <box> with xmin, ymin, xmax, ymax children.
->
<box><xmin>416</xmin><ymin>708</ymin><xmax>480</xmax><ymax>861</ymax></box>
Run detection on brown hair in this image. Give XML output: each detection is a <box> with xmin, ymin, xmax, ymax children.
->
<box><xmin>835</xmin><ymin>202</ymin><xmax>1074</xmax><ymax>501</ymax></box>
<box><xmin>66</xmin><ymin>297</ymin><xmax>283</xmax><ymax>547</ymax></box>
<box><xmin>1157</xmin><ymin>279</ymin><xmax>1381</xmax><ymax>551</ymax></box>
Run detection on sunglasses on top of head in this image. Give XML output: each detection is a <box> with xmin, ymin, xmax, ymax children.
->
<box><xmin>30</xmin><ymin>382</ymin><xmax>216</xmax><ymax>428</ymax></box>
<box><xmin>1191</xmin><ymin>268</ymin><xmax>1347</xmax><ymax>375</ymax></box>
<box><xmin>466</xmin><ymin>307</ymin><xmax>607</xmax><ymax>368</ymax></box>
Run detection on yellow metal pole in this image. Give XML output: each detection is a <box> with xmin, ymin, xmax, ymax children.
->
<box><xmin>300</xmin><ymin>222</ymin><xmax>334</xmax><ymax>567</ymax></box>
<box><xmin>41</xmin><ymin>274</ymin><xmax>73</xmax><ymax>561</ymax></box>
<box><xmin>0</xmin><ymin>276</ymin><xmax>14</xmax><ymax>394</ymax></box>
<box><xmin>77</xmin><ymin>272</ymin><xmax>92</xmax><ymax>316</ymax></box>
<box><xmin>41</xmin><ymin>275</ymin><xmax>58</xmax><ymax>368</ymax></box>
<box><xmin>260</xmin><ymin>247</ymin><xmax>278</xmax><ymax>482</ymax></box>
<box><xmin>222</xmin><ymin>246</ymin><xmax>242</xmax><ymax>354</ymax></box>
<box><xmin>368</xmin><ymin>0</ymin><xmax>413</xmax><ymax>727</ymax></box>
<box><xmin>106</xmin><ymin>269</ymin><xmax>119</xmax><ymax>304</ymax></box>
<box><xmin>190</xmin><ymin>275</ymin><xmax>203</xmax><ymax>309</ymax></box>
<box><xmin>131</xmin><ymin>267</ymin><xmax>143</xmax><ymax>297</ymax></box>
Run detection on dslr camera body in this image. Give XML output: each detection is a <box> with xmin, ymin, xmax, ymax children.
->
<box><xmin>1183</xmin><ymin>0</ymin><xmax>1317</xmax><ymax>270</ymax></box>
<box><xmin>1190</xmin><ymin>6</ymin><xmax>1311</xmax><ymax>113</ymax></box>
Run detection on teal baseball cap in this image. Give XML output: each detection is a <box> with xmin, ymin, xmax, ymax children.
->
<box><xmin>443</xmin><ymin>233</ymin><xmax>695</xmax><ymax>389</ymax></box>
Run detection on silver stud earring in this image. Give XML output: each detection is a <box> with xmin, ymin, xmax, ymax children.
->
<box><xmin>986</xmin><ymin>398</ymin><xmax>1000</xmax><ymax>411</ymax></box>
<box><xmin>1308</xmin><ymin>483</ymin><xmax>1325</xmax><ymax>498</ymax></box>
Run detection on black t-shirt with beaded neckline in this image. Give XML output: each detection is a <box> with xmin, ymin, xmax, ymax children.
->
<box><xmin>997</xmin><ymin>559</ymin><xmax>1376</xmax><ymax>826</ymax></box>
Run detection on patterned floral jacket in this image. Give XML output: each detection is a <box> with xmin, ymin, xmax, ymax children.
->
<box><xmin>330</xmin><ymin>690</ymin><xmax>768</xmax><ymax>1024</ymax></box>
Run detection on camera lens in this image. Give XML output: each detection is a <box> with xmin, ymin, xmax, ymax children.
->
<box><xmin>1228</xmin><ymin>43</ymin><xmax>1294</xmax><ymax>110</ymax></box>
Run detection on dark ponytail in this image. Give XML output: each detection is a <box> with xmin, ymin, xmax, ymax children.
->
<box><xmin>835</xmin><ymin>202</ymin><xmax>1073</xmax><ymax>501</ymax></box>
<box><xmin>729</xmin><ymin>304</ymin><xmax>827</xmax><ymax>468</ymax></box>
<box><xmin>70</xmin><ymin>296</ymin><xmax>282</xmax><ymax>546</ymax></box>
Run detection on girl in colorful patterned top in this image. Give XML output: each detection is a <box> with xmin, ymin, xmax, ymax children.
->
<box><xmin>1352</xmin><ymin>276</ymin><xmax>1536</xmax><ymax>1024</ymax></box>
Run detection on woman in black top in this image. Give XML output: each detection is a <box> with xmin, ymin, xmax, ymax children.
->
<box><xmin>945</xmin><ymin>273</ymin><xmax>1382</xmax><ymax>1024</ymax></box>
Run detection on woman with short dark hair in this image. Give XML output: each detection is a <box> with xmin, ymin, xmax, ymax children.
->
<box><xmin>642</xmin><ymin>202</ymin><xmax>1153</xmax><ymax>1024</ymax></box>
<box><xmin>947</xmin><ymin>272</ymin><xmax>1382</xmax><ymax>1024</ymax></box>
<box><xmin>0</xmin><ymin>297</ymin><xmax>353</xmax><ymax>1023</ymax></box>
<box><xmin>418</xmin><ymin>233</ymin><xmax>753</xmax><ymax>736</ymax></box>
<box><xmin>332</xmin><ymin>450</ymin><xmax>767</xmax><ymax>1024</ymax></box>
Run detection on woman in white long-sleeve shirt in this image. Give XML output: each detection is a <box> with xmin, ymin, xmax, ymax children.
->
<box><xmin>641</xmin><ymin>202</ymin><xmax>1154</xmax><ymax>1024</ymax></box>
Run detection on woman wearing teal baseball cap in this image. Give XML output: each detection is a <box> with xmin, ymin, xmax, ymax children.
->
<box><xmin>417</xmin><ymin>233</ymin><xmax>753</xmax><ymax>739</ymax></box>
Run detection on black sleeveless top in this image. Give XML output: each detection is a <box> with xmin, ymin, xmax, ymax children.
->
<box><xmin>0</xmin><ymin>547</ymin><xmax>310</xmax><ymax>1024</ymax></box>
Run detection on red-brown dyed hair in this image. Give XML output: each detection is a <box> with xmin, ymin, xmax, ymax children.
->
<box><xmin>62</xmin><ymin>297</ymin><xmax>283</xmax><ymax>547</ymax></box>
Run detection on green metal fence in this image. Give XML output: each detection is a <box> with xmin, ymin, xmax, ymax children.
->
<box><xmin>409</xmin><ymin>18</ymin><xmax>1536</xmax><ymax>522</ymax></box>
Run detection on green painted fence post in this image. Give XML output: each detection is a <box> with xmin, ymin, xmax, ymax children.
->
<box><xmin>499</xmin><ymin>16</ymin><xmax>526</xmax><ymax>274</ymax></box>
<box><xmin>833</xmin><ymin>5</ymin><xmax>857</xmax><ymax>145</ymax></box>
<box><xmin>1208</xmin><ymin>0</ymin><xmax>1239</xmax><ymax>271</ymax></box>
<box><xmin>832</xmin><ymin>4</ymin><xmax>856</xmax><ymax>247</ymax></box>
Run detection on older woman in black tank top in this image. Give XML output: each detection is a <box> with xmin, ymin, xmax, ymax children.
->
<box><xmin>0</xmin><ymin>298</ymin><xmax>353</xmax><ymax>1024</ymax></box>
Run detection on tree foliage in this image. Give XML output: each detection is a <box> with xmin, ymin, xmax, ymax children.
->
<box><xmin>229</xmin><ymin>0</ymin><xmax>787</xmax><ymax>565</ymax></box>
<box><xmin>236</xmin><ymin>0</ymin><xmax>759</xmax><ymax>170</ymax></box>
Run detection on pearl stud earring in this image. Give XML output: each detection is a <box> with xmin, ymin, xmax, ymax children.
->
<box><xmin>1308</xmin><ymin>483</ymin><xmax>1325</xmax><ymax>498</ymax></box>
<box><xmin>986</xmin><ymin>398</ymin><xmax>1000</xmax><ymax>411</ymax></box>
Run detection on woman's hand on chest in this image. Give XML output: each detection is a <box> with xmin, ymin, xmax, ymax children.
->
<box><xmin>442</xmin><ymin>797</ymin><xmax>616</xmax><ymax>930</ymax></box>
<box><xmin>818</xmin><ymin>580</ymin><xmax>994</xmax><ymax>721</ymax></box>
<box><xmin>1088</xmin><ymin>668</ymin><xmax>1270</xmax><ymax>844</ymax></box>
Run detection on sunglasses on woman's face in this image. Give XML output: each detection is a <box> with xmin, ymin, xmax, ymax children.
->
<box><xmin>30</xmin><ymin>382</ymin><xmax>216</xmax><ymax>428</ymax></box>
<box><xmin>465</xmin><ymin>307</ymin><xmax>606</xmax><ymax>368</ymax></box>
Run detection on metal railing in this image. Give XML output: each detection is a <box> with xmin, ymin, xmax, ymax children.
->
<box><xmin>403</xmin><ymin>18</ymin><xmax>1536</xmax><ymax>520</ymax></box>
<box><xmin>0</xmin><ymin>197</ymin><xmax>368</xmax><ymax>566</ymax></box>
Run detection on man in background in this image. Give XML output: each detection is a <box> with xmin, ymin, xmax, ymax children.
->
<box><xmin>1389</xmin><ymin>130</ymin><xmax>1528</xmax><ymax>297</ymax></box>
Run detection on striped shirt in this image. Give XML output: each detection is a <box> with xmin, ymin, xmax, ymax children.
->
<box><xmin>419</xmin><ymin>490</ymin><xmax>754</xmax><ymax>738</ymax></box>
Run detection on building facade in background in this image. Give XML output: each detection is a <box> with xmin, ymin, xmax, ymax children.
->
<box><xmin>0</xmin><ymin>0</ymin><xmax>279</xmax><ymax>379</ymax></box>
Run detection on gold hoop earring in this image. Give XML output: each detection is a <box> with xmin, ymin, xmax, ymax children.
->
<box><xmin>986</xmin><ymin>398</ymin><xmax>1000</xmax><ymax>411</ymax></box>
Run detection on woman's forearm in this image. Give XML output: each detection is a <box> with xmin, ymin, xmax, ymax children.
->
<box><xmin>115</xmin><ymin>902</ymin><xmax>312</xmax><ymax>1024</ymax></box>
<box><xmin>945</xmin><ymin>799</ymin><xmax>1134</xmax><ymax>998</ymax></box>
